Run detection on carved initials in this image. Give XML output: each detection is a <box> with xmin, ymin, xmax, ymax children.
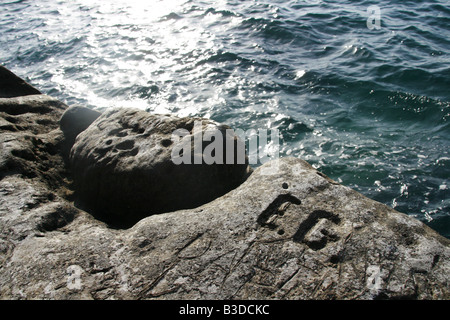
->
<box><xmin>293</xmin><ymin>210</ymin><xmax>341</xmax><ymax>250</ymax></box>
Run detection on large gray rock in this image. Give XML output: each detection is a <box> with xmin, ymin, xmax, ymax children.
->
<box><xmin>60</xmin><ymin>105</ymin><xmax>102</xmax><ymax>147</ymax></box>
<box><xmin>1</xmin><ymin>156</ymin><xmax>449</xmax><ymax>299</ymax></box>
<box><xmin>0</xmin><ymin>95</ymin><xmax>68</xmax><ymax>182</ymax></box>
<box><xmin>69</xmin><ymin>107</ymin><xmax>251</xmax><ymax>228</ymax></box>
<box><xmin>59</xmin><ymin>105</ymin><xmax>102</xmax><ymax>161</ymax></box>
<box><xmin>0</xmin><ymin>93</ymin><xmax>77</xmax><ymax>280</ymax></box>
<box><xmin>0</xmin><ymin>65</ymin><xmax>41</xmax><ymax>98</ymax></box>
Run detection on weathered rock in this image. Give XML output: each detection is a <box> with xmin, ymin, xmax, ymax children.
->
<box><xmin>59</xmin><ymin>105</ymin><xmax>102</xmax><ymax>160</ymax></box>
<box><xmin>69</xmin><ymin>107</ymin><xmax>251</xmax><ymax>228</ymax></box>
<box><xmin>60</xmin><ymin>105</ymin><xmax>102</xmax><ymax>144</ymax></box>
<box><xmin>1</xmin><ymin>156</ymin><xmax>449</xmax><ymax>300</ymax></box>
<box><xmin>0</xmin><ymin>93</ymin><xmax>77</xmax><ymax>280</ymax></box>
<box><xmin>0</xmin><ymin>95</ymin><xmax>68</xmax><ymax>184</ymax></box>
<box><xmin>0</xmin><ymin>65</ymin><xmax>41</xmax><ymax>98</ymax></box>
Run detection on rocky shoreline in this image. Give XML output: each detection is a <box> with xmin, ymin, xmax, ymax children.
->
<box><xmin>0</xmin><ymin>65</ymin><xmax>448</xmax><ymax>299</ymax></box>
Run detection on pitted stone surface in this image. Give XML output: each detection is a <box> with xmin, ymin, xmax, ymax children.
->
<box><xmin>69</xmin><ymin>107</ymin><xmax>251</xmax><ymax>227</ymax></box>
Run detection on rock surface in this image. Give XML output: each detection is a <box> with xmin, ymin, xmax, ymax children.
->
<box><xmin>0</xmin><ymin>65</ymin><xmax>41</xmax><ymax>98</ymax></box>
<box><xmin>59</xmin><ymin>105</ymin><xmax>102</xmax><ymax>160</ymax></box>
<box><xmin>0</xmin><ymin>94</ymin><xmax>68</xmax><ymax>183</ymax></box>
<box><xmin>0</xmin><ymin>67</ymin><xmax>449</xmax><ymax>300</ymax></box>
<box><xmin>69</xmin><ymin>107</ymin><xmax>251</xmax><ymax>228</ymax></box>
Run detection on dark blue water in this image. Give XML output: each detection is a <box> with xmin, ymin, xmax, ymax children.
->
<box><xmin>1</xmin><ymin>0</ymin><xmax>449</xmax><ymax>238</ymax></box>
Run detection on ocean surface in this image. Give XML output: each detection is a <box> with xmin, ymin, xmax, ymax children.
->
<box><xmin>1</xmin><ymin>0</ymin><xmax>449</xmax><ymax>238</ymax></box>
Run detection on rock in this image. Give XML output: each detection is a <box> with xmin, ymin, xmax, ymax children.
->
<box><xmin>0</xmin><ymin>65</ymin><xmax>41</xmax><ymax>98</ymax></box>
<box><xmin>59</xmin><ymin>105</ymin><xmax>102</xmax><ymax>160</ymax></box>
<box><xmin>0</xmin><ymin>94</ymin><xmax>66</xmax><ymax>120</ymax></box>
<box><xmin>69</xmin><ymin>107</ymin><xmax>251</xmax><ymax>228</ymax></box>
<box><xmin>0</xmin><ymin>92</ymin><xmax>77</xmax><ymax>279</ymax></box>
<box><xmin>0</xmin><ymin>95</ymin><xmax>68</xmax><ymax>183</ymax></box>
<box><xmin>60</xmin><ymin>105</ymin><xmax>102</xmax><ymax>144</ymax></box>
<box><xmin>1</xmin><ymin>156</ymin><xmax>449</xmax><ymax>299</ymax></box>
